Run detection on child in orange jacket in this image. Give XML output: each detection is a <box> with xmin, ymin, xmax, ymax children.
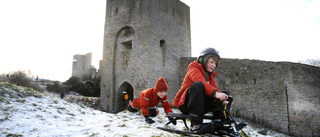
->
<box><xmin>173</xmin><ymin>48</ymin><xmax>229</xmax><ymax>131</ymax></box>
<box><xmin>127</xmin><ymin>77</ymin><xmax>176</xmax><ymax>124</ymax></box>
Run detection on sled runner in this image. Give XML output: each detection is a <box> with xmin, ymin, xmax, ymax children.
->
<box><xmin>157</xmin><ymin>97</ymin><xmax>248</xmax><ymax>137</ymax></box>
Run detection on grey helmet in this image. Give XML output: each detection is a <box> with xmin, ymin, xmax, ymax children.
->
<box><xmin>197</xmin><ymin>48</ymin><xmax>221</xmax><ymax>69</ymax></box>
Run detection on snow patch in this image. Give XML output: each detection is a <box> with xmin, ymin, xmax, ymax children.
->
<box><xmin>0</xmin><ymin>82</ymin><xmax>289</xmax><ymax>137</ymax></box>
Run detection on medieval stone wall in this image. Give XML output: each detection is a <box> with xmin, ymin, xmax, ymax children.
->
<box><xmin>100</xmin><ymin>0</ymin><xmax>190</xmax><ymax>112</ymax></box>
<box><xmin>180</xmin><ymin>57</ymin><xmax>320</xmax><ymax>136</ymax></box>
<box><xmin>72</xmin><ymin>53</ymin><xmax>92</xmax><ymax>81</ymax></box>
<box><xmin>100</xmin><ymin>0</ymin><xmax>319</xmax><ymax>136</ymax></box>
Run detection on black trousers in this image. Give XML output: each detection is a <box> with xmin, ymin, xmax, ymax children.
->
<box><xmin>179</xmin><ymin>81</ymin><xmax>225</xmax><ymax>122</ymax></box>
<box><xmin>127</xmin><ymin>103</ymin><xmax>158</xmax><ymax>117</ymax></box>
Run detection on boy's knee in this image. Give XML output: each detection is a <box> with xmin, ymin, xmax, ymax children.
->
<box><xmin>189</xmin><ymin>81</ymin><xmax>205</xmax><ymax>95</ymax></box>
<box><xmin>128</xmin><ymin>105</ymin><xmax>139</xmax><ymax>112</ymax></box>
<box><xmin>191</xmin><ymin>81</ymin><xmax>204</xmax><ymax>88</ymax></box>
<box><xmin>148</xmin><ymin>108</ymin><xmax>159</xmax><ymax>117</ymax></box>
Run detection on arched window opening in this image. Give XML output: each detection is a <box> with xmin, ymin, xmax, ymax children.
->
<box><xmin>124</xmin><ymin>27</ymin><xmax>134</xmax><ymax>36</ymax></box>
<box><xmin>122</xmin><ymin>40</ymin><xmax>132</xmax><ymax>49</ymax></box>
<box><xmin>160</xmin><ymin>39</ymin><xmax>165</xmax><ymax>48</ymax></box>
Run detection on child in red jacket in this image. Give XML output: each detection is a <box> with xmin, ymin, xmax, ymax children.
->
<box><xmin>128</xmin><ymin>77</ymin><xmax>176</xmax><ymax>124</ymax></box>
<box><xmin>173</xmin><ymin>48</ymin><xmax>229</xmax><ymax>131</ymax></box>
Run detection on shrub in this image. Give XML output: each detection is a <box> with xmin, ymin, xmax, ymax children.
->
<box><xmin>8</xmin><ymin>70</ymin><xmax>32</xmax><ymax>87</ymax></box>
<box><xmin>46</xmin><ymin>81</ymin><xmax>66</xmax><ymax>94</ymax></box>
<box><xmin>63</xmin><ymin>76</ymin><xmax>90</xmax><ymax>96</ymax></box>
<box><xmin>63</xmin><ymin>76</ymin><xmax>100</xmax><ymax>97</ymax></box>
<box><xmin>3</xmin><ymin>70</ymin><xmax>43</xmax><ymax>92</ymax></box>
<box><xmin>63</xmin><ymin>76</ymin><xmax>80</xmax><ymax>89</ymax></box>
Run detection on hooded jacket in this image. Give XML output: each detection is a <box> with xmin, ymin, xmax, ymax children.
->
<box><xmin>131</xmin><ymin>77</ymin><xmax>173</xmax><ymax>116</ymax></box>
<box><xmin>173</xmin><ymin>61</ymin><xmax>221</xmax><ymax>108</ymax></box>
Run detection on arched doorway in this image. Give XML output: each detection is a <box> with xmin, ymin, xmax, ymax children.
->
<box><xmin>116</xmin><ymin>82</ymin><xmax>134</xmax><ymax>112</ymax></box>
<box><xmin>112</xmin><ymin>26</ymin><xmax>135</xmax><ymax>112</ymax></box>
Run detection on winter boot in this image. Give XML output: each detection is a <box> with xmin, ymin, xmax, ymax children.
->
<box><xmin>190</xmin><ymin>120</ymin><xmax>204</xmax><ymax>132</ymax></box>
<box><xmin>236</xmin><ymin>122</ymin><xmax>247</xmax><ymax>131</ymax></box>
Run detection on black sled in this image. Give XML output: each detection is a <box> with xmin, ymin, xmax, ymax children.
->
<box><xmin>157</xmin><ymin>96</ymin><xmax>248</xmax><ymax>137</ymax></box>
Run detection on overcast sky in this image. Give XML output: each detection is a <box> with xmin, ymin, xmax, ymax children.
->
<box><xmin>1</xmin><ymin>0</ymin><xmax>319</xmax><ymax>81</ymax></box>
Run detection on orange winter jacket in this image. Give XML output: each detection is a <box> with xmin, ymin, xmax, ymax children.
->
<box><xmin>173</xmin><ymin>61</ymin><xmax>221</xmax><ymax>108</ymax></box>
<box><xmin>131</xmin><ymin>88</ymin><xmax>173</xmax><ymax>116</ymax></box>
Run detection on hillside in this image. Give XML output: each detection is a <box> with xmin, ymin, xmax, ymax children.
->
<box><xmin>0</xmin><ymin>82</ymin><xmax>288</xmax><ymax>137</ymax></box>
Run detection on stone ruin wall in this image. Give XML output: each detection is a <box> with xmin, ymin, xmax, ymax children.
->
<box><xmin>99</xmin><ymin>0</ymin><xmax>319</xmax><ymax>136</ymax></box>
<box><xmin>72</xmin><ymin>53</ymin><xmax>99</xmax><ymax>81</ymax></box>
<box><xmin>72</xmin><ymin>53</ymin><xmax>92</xmax><ymax>81</ymax></box>
<box><xmin>101</xmin><ymin>0</ymin><xmax>190</xmax><ymax>112</ymax></box>
<box><xmin>180</xmin><ymin>57</ymin><xmax>320</xmax><ymax>137</ymax></box>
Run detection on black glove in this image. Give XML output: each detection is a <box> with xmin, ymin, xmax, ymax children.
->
<box><xmin>145</xmin><ymin>116</ymin><xmax>155</xmax><ymax>124</ymax></box>
<box><xmin>168</xmin><ymin>117</ymin><xmax>176</xmax><ymax>125</ymax></box>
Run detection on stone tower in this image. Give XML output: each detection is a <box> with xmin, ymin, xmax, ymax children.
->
<box><xmin>72</xmin><ymin>53</ymin><xmax>92</xmax><ymax>81</ymax></box>
<box><xmin>100</xmin><ymin>0</ymin><xmax>190</xmax><ymax>112</ymax></box>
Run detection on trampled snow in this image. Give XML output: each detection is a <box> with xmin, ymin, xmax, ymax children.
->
<box><xmin>0</xmin><ymin>82</ymin><xmax>289</xmax><ymax>137</ymax></box>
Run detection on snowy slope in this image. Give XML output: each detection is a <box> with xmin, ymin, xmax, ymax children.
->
<box><xmin>0</xmin><ymin>82</ymin><xmax>289</xmax><ymax>137</ymax></box>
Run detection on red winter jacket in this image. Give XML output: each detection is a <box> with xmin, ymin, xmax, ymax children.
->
<box><xmin>173</xmin><ymin>61</ymin><xmax>221</xmax><ymax>108</ymax></box>
<box><xmin>131</xmin><ymin>88</ymin><xmax>173</xmax><ymax>116</ymax></box>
